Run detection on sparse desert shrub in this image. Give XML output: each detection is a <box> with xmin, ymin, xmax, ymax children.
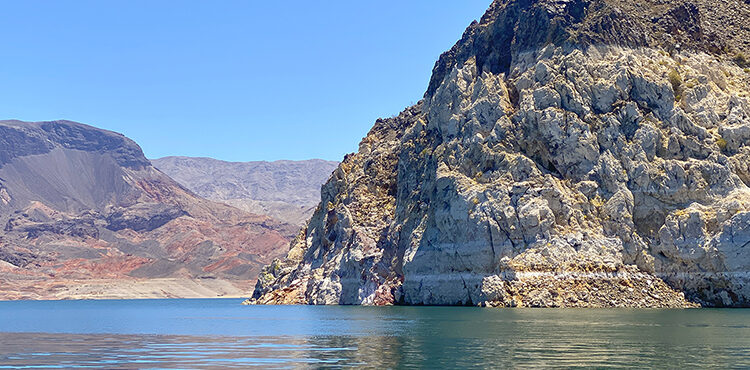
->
<box><xmin>668</xmin><ymin>69</ymin><xmax>682</xmax><ymax>101</ymax></box>
<box><xmin>734</xmin><ymin>52</ymin><xmax>750</xmax><ymax>68</ymax></box>
<box><xmin>716</xmin><ymin>137</ymin><xmax>728</xmax><ymax>151</ymax></box>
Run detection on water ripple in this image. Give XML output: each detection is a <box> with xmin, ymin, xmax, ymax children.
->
<box><xmin>0</xmin><ymin>300</ymin><xmax>748</xmax><ymax>368</ymax></box>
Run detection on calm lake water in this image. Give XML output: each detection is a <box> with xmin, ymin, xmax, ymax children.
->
<box><xmin>0</xmin><ymin>299</ymin><xmax>748</xmax><ymax>368</ymax></box>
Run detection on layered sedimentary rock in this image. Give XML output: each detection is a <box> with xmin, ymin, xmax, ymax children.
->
<box><xmin>250</xmin><ymin>0</ymin><xmax>750</xmax><ymax>307</ymax></box>
<box><xmin>0</xmin><ymin>120</ymin><xmax>296</xmax><ymax>300</ymax></box>
<box><xmin>151</xmin><ymin>157</ymin><xmax>338</xmax><ymax>226</ymax></box>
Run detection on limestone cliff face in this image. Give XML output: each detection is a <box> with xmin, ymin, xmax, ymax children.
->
<box><xmin>250</xmin><ymin>0</ymin><xmax>750</xmax><ymax>307</ymax></box>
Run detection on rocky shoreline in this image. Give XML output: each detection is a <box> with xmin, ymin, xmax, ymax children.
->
<box><xmin>244</xmin><ymin>268</ymin><xmax>699</xmax><ymax>308</ymax></box>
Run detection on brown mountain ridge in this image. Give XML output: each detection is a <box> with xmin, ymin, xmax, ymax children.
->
<box><xmin>0</xmin><ymin>119</ymin><xmax>297</xmax><ymax>300</ymax></box>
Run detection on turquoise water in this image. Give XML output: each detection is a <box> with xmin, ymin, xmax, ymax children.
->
<box><xmin>0</xmin><ymin>299</ymin><xmax>748</xmax><ymax>368</ymax></box>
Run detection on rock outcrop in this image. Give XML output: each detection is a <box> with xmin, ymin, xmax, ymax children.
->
<box><xmin>151</xmin><ymin>157</ymin><xmax>338</xmax><ymax>226</ymax></box>
<box><xmin>249</xmin><ymin>0</ymin><xmax>750</xmax><ymax>307</ymax></box>
<box><xmin>0</xmin><ymin>120</ymin><xmax>296</xmax><ymax>300</ymax></box>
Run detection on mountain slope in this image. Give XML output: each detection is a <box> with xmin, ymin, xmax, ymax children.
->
<box><xmin>0</xmin><ymin>120</ymin><xmax>296</xmax><ymax>300</ymax></box>
<box><xmin>151</xmin><ymin>157</ymin><xmax>337</xmax><ymax>226</ymax></box>
<box><xmin>250</xmin><ymin>0</ymin><xmax>750</xmax><ymax>307</ymax></box>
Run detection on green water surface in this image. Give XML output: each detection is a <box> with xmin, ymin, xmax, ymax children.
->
<box><xmin>0</xmin><ymin>299</ymin><xmax>747</xmax><ymax>368</ymax></box>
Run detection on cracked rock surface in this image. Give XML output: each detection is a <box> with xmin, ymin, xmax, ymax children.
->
<box><xmin>249</xmin><ymin>0</ymin><xmax>750</xmax><ymax>307</ymax></box>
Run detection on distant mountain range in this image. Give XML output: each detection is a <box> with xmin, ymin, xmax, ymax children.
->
<box><xmin>151</xmin><ymin>157</ymin><xmax>337</xmax><ymax>226</ymax></box>
<box><xmin>0</xmin><ymin>119</ymin><xmax>316</xmax><ymax>300</ymax></box>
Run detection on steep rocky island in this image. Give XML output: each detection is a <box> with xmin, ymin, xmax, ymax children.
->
<box><xmin>0</xmin><ymin>120</ymin><xmax>297</xmax><ymax>299</ymax></box>
<box><xmin>249</xmin><ymin>0</ymin><xmax>750</xmax><ymax>307</ymax></box>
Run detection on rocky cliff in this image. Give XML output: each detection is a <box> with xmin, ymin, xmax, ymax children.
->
<box><xmin>249</xmin><ymin>0</ymin><xmax>750</xmax><ymax>307</ymax></box>
<box><xmin>0</xmin><ymin>120</ymin><xmax>296</xmax><ymax>300</ymax></box>
<box><xmin>151</xmin><ymin>157</ymin><xmax>337</xmax><ymax>226</ymax></box>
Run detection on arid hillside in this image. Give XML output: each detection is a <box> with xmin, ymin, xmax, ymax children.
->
<box><xmin>0</xmin><ymin>120</ymin><xmax>296</xmax><ymax>300</ymax></box>
<box><xmin>152</xmin><ymin>156</ymin><xmax>337</xmax><ymax>226</ymax></box>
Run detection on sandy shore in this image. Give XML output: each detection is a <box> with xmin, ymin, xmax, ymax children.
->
<box><xmin>0</xmin><ymin>278</ymin><xmax>255</xmax><ymax>300</ymax></box>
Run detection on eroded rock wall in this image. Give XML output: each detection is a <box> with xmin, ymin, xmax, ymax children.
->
<box><xmin>250</xmin><ymin>0</ymin><xmax>750</xmax><ymax>307</ymax></box>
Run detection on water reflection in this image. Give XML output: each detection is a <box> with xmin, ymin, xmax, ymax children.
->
<box><xmin>1</xmin><ymin>304</ymin><xmax>749</xmax><ymax>368</ymax></box>
<box><xmin>0</xmin><ymin>333</ymin><xmax>342</xmax><ymax>368</ymax></box>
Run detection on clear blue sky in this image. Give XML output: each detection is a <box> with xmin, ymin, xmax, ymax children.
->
<box><xmin>0</xmin><ymin>1</ymin><xmax>490</xmax><ymax>161</ymax></box>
